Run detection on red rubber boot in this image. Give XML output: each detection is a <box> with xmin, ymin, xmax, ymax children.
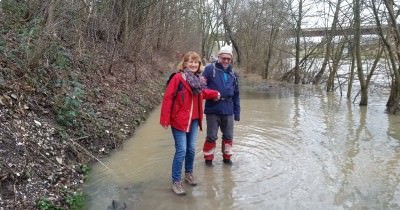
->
<box><xmin>203</xmin><ymin>140</ymin><xmax>216</xmax><ymax>166</ymax></box>
<box><xmin>222</xmin><ymin>139</ymin><xmax>233</xmax><ymax>165</ymax></box>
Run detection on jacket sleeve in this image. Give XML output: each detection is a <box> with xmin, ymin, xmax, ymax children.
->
<box><xmin>233</xmin><ymin>73</ymin><xmax>240</xmax><ymax>121</ymax></box>
<box><xmin>201</xmin><ymin>89</ymin><xmax>219</xmax><ymax>100</ymax></box>
<box><xmin>160</xmin><ymin>74</ymin><xmax>180</xmax><ymax>127</ymax></box>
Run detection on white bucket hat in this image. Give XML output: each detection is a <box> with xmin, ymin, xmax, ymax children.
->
<box><xmin>218</xmin><ymin>45</ymin><xmax>233</xmax><ymax>57</ymax></box>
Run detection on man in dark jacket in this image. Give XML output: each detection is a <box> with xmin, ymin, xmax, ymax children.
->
<box><xmin>202</xmin><ymin>45</ymin><xmax>240</xmax><ymax>166</ymax></box>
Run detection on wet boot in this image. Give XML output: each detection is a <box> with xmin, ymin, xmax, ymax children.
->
<box><xmin>172</xmin><ymin>181</ymin><xmax>186</xmax><ymax>195</ymax></box>
<box><xmin>203</xmin><ymin>139</ymin><xmax>216</xmax><ymax>166</ymax></box>
<box><xmin>184</xmin><ymin>172</ymin><xmax>197</xmax><ymax>186</ymax></box>
<box><xmin>222</xmin><ymin>139</ymin><xmax>233</xmax><ymax>165</ymax></box>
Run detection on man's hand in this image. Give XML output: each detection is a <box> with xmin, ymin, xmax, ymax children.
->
<box><xmin>214</xmin><ymin>92</ymin><xmax>221</xmax><ymax>101</ymax></box>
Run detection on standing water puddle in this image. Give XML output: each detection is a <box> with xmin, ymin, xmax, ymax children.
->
<box><xmin>84</xmin><ymin>86</ymin><xmax>400</xmax><ymax>210</ymax></box>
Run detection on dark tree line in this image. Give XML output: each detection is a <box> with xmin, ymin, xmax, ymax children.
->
<box><xmin>2</xmin><ymin>0</ymin><xmax>400</xmax><ymax>113</ymax></box>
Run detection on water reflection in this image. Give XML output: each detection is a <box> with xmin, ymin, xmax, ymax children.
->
<box><xmin>84</xmin><ymin>86</ymin><xmax>400</xmax><ymax>210</ymax></box>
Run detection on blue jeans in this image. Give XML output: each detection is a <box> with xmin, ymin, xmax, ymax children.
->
<box><xmin>171</xmin><ymin>120</ymin><xmax>198</xmax><ymax>183</ymax></box>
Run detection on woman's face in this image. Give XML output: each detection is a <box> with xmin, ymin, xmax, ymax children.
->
<box><xmin>186</xmin><ymin>59</ymin><xmax>199</xmax><ymax>72</ymax></box>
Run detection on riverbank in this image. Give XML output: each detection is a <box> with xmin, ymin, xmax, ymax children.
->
<box><xmin>1</xmin><ymin>60</ymin><xmax>276</xmax><ymax>209</ymax></box>
<box><xmin>0</xmin><ymin>49</ymin><xmax>173</xmax><ymax>209</ymax></box>
<box><xmin>0</xmin><ymin>22</ymin><xmax>279</xmax><ymax>207</ymax></box>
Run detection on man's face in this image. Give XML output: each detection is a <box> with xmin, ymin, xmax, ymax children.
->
<box><xmin>218</xmin><ymin>54</ymin><xmax>232</xmax><ymax>69</ymax></box>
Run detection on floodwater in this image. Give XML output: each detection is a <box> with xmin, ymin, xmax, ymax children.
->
<box><xmin>84</xmin><ymin>85</ymin><xmax>400</xmax><ymax>210</ymax></box>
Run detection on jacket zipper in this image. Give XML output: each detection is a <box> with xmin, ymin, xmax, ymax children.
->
<box><xmin>186</xmin><ymin>96</ymin><xmax>194</xmax><ymax>132</ymax></box>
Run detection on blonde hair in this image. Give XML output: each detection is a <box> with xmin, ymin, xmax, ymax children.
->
<box><xmin>178</xmin><ymin>51</ymin><xmax>203</xmax><ymax>73</ymax></box>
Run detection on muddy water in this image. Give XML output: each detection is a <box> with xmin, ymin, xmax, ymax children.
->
<box><xmin>84</xmin><ymin>86</ymin><xmax>400</xmax><ymax>210</ymax></box>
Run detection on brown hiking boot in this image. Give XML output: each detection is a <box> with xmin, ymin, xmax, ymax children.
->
<box><xmin>185</xmin><ymin>173</ymin><xmax>197</xmax><ymax>186</ymax></box>
<box><xmin>172</xmin><ymin>181</ymin><xmax>186</xmax><ymax>195</ymax></box>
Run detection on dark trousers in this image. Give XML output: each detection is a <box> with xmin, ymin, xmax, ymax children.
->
<box><xmin>203</xmin><ymin>114</ymin><xmax>234</xmax><ymax>160</ymax></box>
<box><xmin>205</xmin><ymin>114</ymin><xmax>234</xmax><ymax>141</ymax></box>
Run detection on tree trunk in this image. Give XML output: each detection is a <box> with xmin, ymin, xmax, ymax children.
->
<box><xmin>347</xmin><ymin>41</ymin><xmax>355</xmax><ymax>99</ymax></box>
<box><xmin>371</xmin><ymin>0</ymin><xmax>400</xmax><ymax>113</ymax></box>
<box><xmin>219</xmin><ymin>0</ymin><xmax>241</xmax><ymax>65</ymax></box>
<box><xmin>264</xmin><ymin>27</ymin><xmax>279</xmax><ymax>79</ymax></box>
<box><xmin>354</xmin><ymin>0</ymin><xmax>368</xmax><ymax>105</ymax></box>
<box><xmin>313</xmin><ymin>0</ymin><xmax>342</xmax><ymax>85</ymax></box>
<box><xmin>327</xmin><ymin>43</ymin><xmax>344</xmax><ymax>92</ymax></box>
<box><xmin>384</xmin><ymin>0</ymin><xmax>400</xmax><ymax>113</ymax></box>
<box><xmin>28</xmin><ymin>0</ymin><xmax>58</xmax><ymax>68</ymax></box>
<box><xmin>294</xmin><ymin>0</ymin><xmax>302</xmax><ymax>84</ymax></box>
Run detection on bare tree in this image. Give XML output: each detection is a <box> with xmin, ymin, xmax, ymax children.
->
<box><xmin>215</xmin><ymin>0</ymin><xmax>241</xmax><ymax>65</ymax></box>
<box><xmin>234</xmin><ymin>1</ymin><xmax>264</xmax><ymax>73</ymax></box>
<box><xmin>293</xmin><ymin>0</ymin><xmax>303</xmax><ymax>84</ymax></box>
<box><xmin>326</xmin><ymin>41</ymin><xmax>345</xmax><ymax>92</ymax></box>
<box><xmin>285</xmin><ymin>0</ymin><xmax>315</xmax><ymax>84</ymax></box>
<box><xmin>263</xmin><ymin>0</ymin><xmax>287</xmax><ymax>79</ymax></box>
<box><xmin>313</xmin><ymin>0</ymin><xmax>343</xmax><ymax>85</ymax></box>
<box><xmin>194</xmin><ymin>0</ymin><xmax>220</xmax><ymax>59</ymax></box>
<box><xmin>371</xmin><ymin>0</ymin><xmax>400</xmax><ymax>113</ymax></box>
<box><xmin>353</xmin><ymin>0</ymin><xmax>368</xmax><ymax>105</ymax></box>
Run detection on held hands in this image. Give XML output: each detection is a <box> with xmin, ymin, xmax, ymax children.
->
<box><xmin>214</xmin><ymin>92</ymin><xmax>221</xmax><ymax>101</ymax></box>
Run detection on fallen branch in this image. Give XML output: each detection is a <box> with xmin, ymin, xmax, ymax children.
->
<box><xmin>69</xmin><ymin>137</ymin><xmax>111</xmax><ymax>170</ymax></box>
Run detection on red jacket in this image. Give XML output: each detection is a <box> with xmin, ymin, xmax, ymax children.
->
<box><xmin>160</xmin><ymin>72</ymin><xmax>219</xmax><ymax>132</ymax></box>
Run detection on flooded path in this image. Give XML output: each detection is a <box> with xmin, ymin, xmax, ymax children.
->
<box><xmin>84</xmin><ymin>86</ymin><xmax>400</xmax><ymax>210</ymax></box>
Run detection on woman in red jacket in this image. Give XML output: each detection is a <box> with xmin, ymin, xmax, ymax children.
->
<box><xmin>160</xmin><ymin>51</ymin><xmax>220</xmax><ymax>195</ymax></box>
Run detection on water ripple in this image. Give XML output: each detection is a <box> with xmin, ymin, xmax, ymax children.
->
<box><xmin>85</xmin><ymin>90</ymin><xmax>400</xmax><ymax>210</ymax></box>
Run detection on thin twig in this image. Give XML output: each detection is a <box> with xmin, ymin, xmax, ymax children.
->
<box><xmin>353</xmin><ymin>90</ymin><xmax>360</xmax><ymax>104</ymax></box>
<box><xmin>13</xmin><ymin>184</ymin><xmax>16</xmax><ymax>203</ymax></box>
<box><xmin>69</xmin><ymin>138</ymin><xmax>111</xmax><ymax>170</ymax></box>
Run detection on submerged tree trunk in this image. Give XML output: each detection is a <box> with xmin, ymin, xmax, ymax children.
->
<box><xmin>263</xmin><ymin>28</ymin><xmax>279</xmax><ymax>79</ymax></box>
<box><xmin>383</xmin><ymin>0</ymin><xmax>400</xmax><ymax>114</ymax></box>
<box><xmin>353</xmin><ymin>0</ymin><xmax>368</xmax><ymax>105</ymax></box>
<box><xmin>372</xmin><ymin>0</ymin><xmax>400</xmax><ymax>113</ymax></box>
<box><xmin>326</xmin><ymin>42</ymin><xmax>345</xmax><ymax>92</ymax></box>
<box><xmin>387</xmin><ymin>80</ymin><xmax>400</xmax><ymax>114</ymax></box>
<box><xmin>294</xmin><ymin>0</ymin><xmax>302</xmax><ymax>84</ymax></box>
<box><xmin>347</xmin><ymin>41</ymin><xmax>355</xmax><ymax>99</ymax></box>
